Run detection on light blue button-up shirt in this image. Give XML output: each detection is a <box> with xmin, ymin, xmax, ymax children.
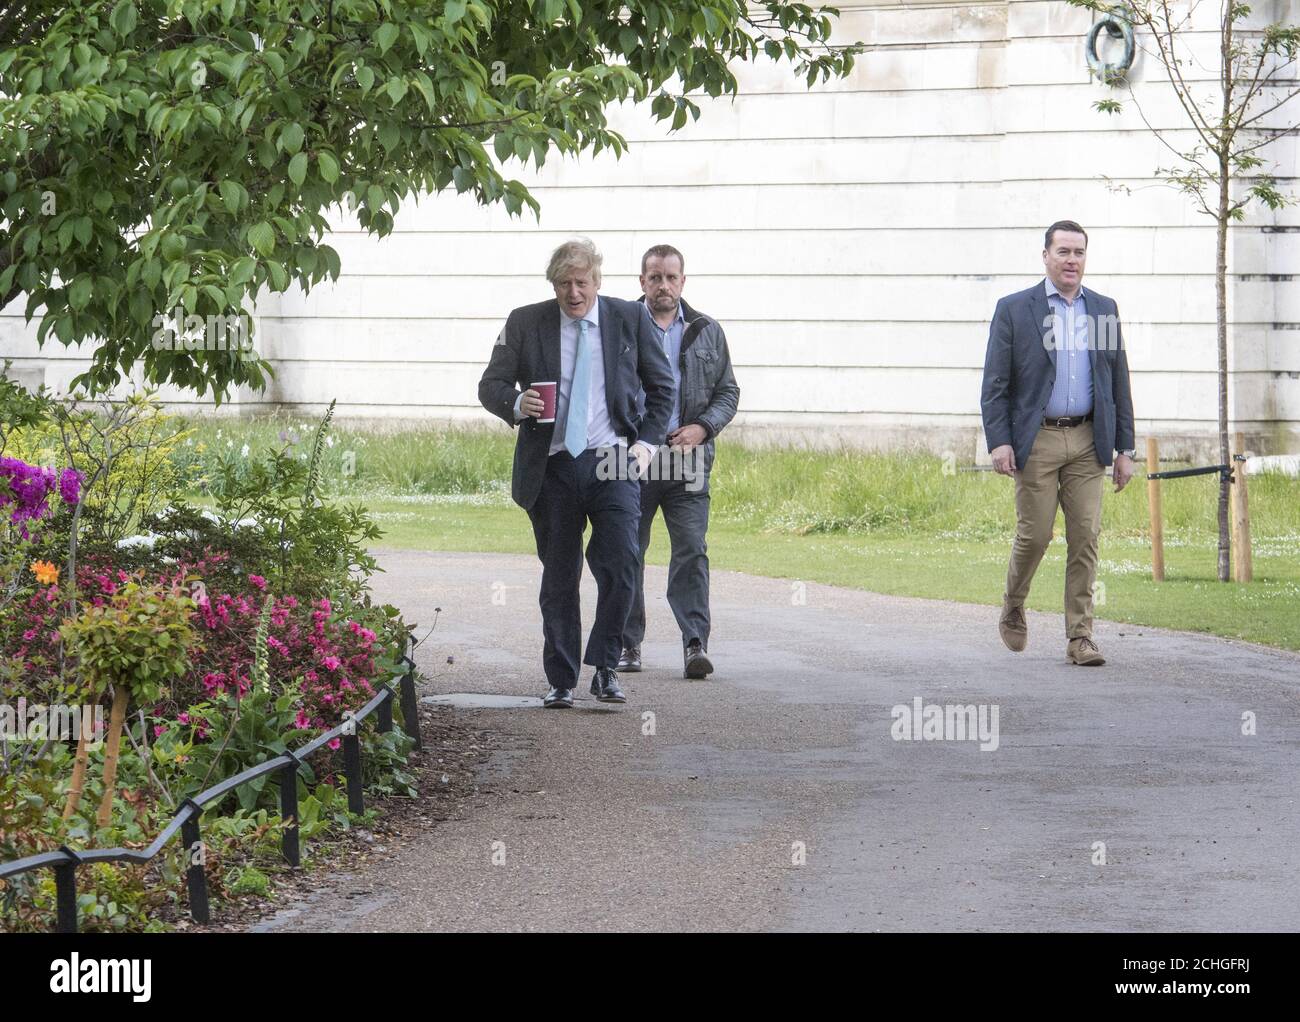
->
<box><xmin>1044</xmin><ymin>279</ymin><xmax>1094</xmax><ymax>418</ymax></box>
<box><xmin>643</xmin><ymin>300</ymin><xmax>685</xmax><ymax>434</ymax></box>
<box><xmin>549</xmin><ymin>299</ymin><xmax>618</xmax><ymax>456</ymax></box>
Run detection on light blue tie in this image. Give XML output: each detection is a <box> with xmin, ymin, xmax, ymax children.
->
<box><xmin>564</xmin><ymin>318</ymin><xmax>591</xmax><ymax>457</ymax></box>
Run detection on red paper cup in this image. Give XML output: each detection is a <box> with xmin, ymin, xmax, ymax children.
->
<box><xmin>532</xmin><ymin>381</ymin><xmax>557</xmax><ymax>422</ymax></box>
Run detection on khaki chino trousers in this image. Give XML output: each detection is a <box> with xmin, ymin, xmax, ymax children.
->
<box><xmin>1004</xmin><ymin>422</ymin><xmax>1106</xmax><ymax>639</ymax></box>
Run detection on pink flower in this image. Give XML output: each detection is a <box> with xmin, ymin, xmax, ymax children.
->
<box><xmin>293</xmin><ymin>710</ymin><xmax>311</xmax><ymax>729</ymax></box>
<box><xmin>153</xmin><ymin>724</ymin><xmax>165</xmax><ymax>739</ymax></box>
<box><xmin>248</xmin><ymin>574</ymin><xmax>267</xmax><ymax>590</ymax></box>
<box><xmin>321</xmin><ymin>655</ymin><xmax>341</xmax><ymax>671</ymax></box>
<box><xmin>327</xmin><ymin>737</ymin><xmax>341</xmax><ymax>751</ymax></box>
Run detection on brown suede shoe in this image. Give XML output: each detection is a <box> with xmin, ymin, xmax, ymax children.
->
<box><xmin>999</xmin><ymin>603</ymin><xmax>1027</xmax><ymax>652</ymax></box>
<box><xmin>1067</xmin><ymin>636</ymin><xmax>1106</xmax><ymax>666</ymax></box>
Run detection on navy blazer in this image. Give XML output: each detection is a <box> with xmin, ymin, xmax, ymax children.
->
<box><xmin>478</xmin><ymin>295</ymin><xmax>676</xmax><ymax>510</ymax></box>
<box><xmin>980</xmin><ymin>280</ymin><xmax>1135</xmax><ymax>469</ymax></box>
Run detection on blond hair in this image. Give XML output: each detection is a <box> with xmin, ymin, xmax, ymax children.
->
<box><xmin>546</xmin><ymin>237</ymin><xmax>602</xmax><ymax>286</ymax></box>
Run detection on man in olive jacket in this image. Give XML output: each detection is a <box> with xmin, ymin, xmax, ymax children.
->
<box><xmin>619</xmin><ymin>244</ymin><xmax>740</xmax><ymax>679</ymax></box>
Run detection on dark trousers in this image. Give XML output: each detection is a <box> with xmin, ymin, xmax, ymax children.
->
<box><xmin>624</xmin><ymin>476</ymin><xmax>711</xmax><ymax>650</ymax></box>
<box><xmin>526</xmin><ymin>449</ymin><xmax>641</xmax><ymax>689</ymax></box>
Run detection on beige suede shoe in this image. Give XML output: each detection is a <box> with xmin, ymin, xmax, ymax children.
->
<box><xmin>1067</xmin><ymin>636</ymin><xmax>1106</xmax><ymax>666</ymax></box>
<box><xmin>999</xmin><ymin>603</ymin><xmax>1028</xmax><ymax>652</ymax></box>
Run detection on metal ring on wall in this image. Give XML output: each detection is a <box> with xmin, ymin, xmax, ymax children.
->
<box><xmin>1086</xmin><ymin>14</ymin><xmax>1135</xmax><ymax>84</ymax></box>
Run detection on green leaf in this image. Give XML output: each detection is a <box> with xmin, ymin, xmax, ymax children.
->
<box><xmin>160</xmin><ymin>234</ymin><xmax>186</xmax><ymax>262</ymax></box>
<box><xmin>280</xmin><ymin>122</ymin><xmax>305</xmax><ymax>154</ymax></box>
<box><xmin>129</xmin><ymin>289</ymin><xmax>153</xmax><ymax>326</ymax></box>
<box><xmin>248</xmin><ymin>222</ymin><xmax>275</xmax><ymax>257</ymax></box>
<box><xmin>317</xmin><ymin>151</ymin><xmax>339</xmax><ymax>183</ymax></box>
<box><xmin>375</xmin><ymin>22</ymin><xmax>399</xmax><ymax>54</ymax></box>
<box><xmin>68</xmin><ymin>276</ymin><xmax>93</xmax><ymax>310</ymax></box>
<box><xmin>288</xmin><ymin>152</ymin><xmax>308</xmax><ymax>185</ymax></box>
<box><xmin>110</xmin><ymin>0</ymin><xmax>137</xmax><ymax>37</ymax></box>
<box><xmin>219</xmin><ymin>179</ymin><xmax>243</xmax><ymax>215</ymax></box>
<box><xmin>229</xmin><ymin>256</ymin><xmax>256</xmax><ymax>284</ymax></box>
<box><xmin>445</xmin><ymin>0</ymin><xmax>468</xmax><ymax>27</ymax></box>
<box><xmin>266</xmin><ymin>260</ymin><xmax>288</xmax><ymax>291</ymax></box>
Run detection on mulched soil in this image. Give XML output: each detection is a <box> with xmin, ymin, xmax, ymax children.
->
<box><xmin>171</xmin><ymin>703</ymin><xmax>499</xmax><ymax>932</ymax></box>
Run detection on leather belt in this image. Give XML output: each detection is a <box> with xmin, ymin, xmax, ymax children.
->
<box><xmin>1043</xmin><ymin>413</ymin><xmax>1093</xmax><ymax>428</ymax></box>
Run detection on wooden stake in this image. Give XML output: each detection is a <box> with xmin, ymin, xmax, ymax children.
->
<box><xmin>1146</xmin><ymin>437</ymin><xmax>1164</xmax><ymax>582</ymax></box>
<box><xmin>1230</xmin><ymin>431</ymin><xmax>1253</xmax><ymax>583</ymax></box>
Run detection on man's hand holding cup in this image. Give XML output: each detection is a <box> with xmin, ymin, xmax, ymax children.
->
<box><xmin>519</xmin><ymin>389</ymin><xmax>545</xmax><ymax>417</ymax></box>
<box><xmin>522</xmin><ymin>381</ymin><xmax>556</xmax><ymax>422</ymax></box>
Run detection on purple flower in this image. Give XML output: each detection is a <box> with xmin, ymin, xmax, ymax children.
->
<box><xmin>59</xmin><ymin>467</ymin><xmax>82</xmax><ymax>505</ymax></box>
<box><xmin>0</xmin><ymin>457</ymin><xmax>57</xmax><ymax>537</ymax></box>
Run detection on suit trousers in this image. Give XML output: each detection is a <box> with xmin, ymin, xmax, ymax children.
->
<box><xmin>624</xmin><ymin>476</ymin><xmax>711</xmax><ymax>650</ymax></box>
<box><xmin>1004</xmin><ymin>422</ymin><xmax>1106</xmax><ymax>639</ymax></box>
<box><xmin>527</xmin><ymin>448</ymin><xmax>641</xmax><ymax>688</ymax></box>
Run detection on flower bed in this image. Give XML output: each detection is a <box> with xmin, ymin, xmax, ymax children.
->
<box><xmin>1</xmin><ymin>388</ymin><xmax>417</xmax><ymax>931</ymax></box>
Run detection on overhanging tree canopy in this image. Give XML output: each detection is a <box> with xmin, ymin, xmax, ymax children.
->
<box><xmin>0</xmin><ymin>0</ymin><xmax>860</xmax><ymax>400</ymax></box>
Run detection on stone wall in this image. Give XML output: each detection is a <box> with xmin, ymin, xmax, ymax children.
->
<box><xmin>3</xmin><ymin>1</ymin><xmax>1296</xmax><ymax>458</ymax></box>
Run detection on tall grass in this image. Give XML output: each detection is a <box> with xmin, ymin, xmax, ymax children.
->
<box><xmin>171</xmin><ymin>416</ymin><xmax>1300</xmax><ymax>545</ymax></box>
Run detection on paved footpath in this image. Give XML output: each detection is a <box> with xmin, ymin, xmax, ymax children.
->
<box><xmin>255</xmin><ymin>548</ymin><xmax>1300</xmax><ymax>932</ymax></box>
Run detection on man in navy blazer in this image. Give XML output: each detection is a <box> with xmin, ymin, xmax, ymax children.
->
<box><xmin>479</xmin><ymin>238</ymin><xmax>675</xmax><ymax>707</ymax></box>
<box><xmin>981</xmin><ymin>221</ymin><xmax>1136</xmax><ymax>666</ymax></box>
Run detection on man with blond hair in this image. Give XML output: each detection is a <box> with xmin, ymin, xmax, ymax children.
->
<box><xmin>479</xmin><ymin>238</ymin><xmax>675</xmax><ymax>708</ymax></box>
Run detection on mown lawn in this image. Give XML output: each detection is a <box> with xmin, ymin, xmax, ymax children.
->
<box><xmin>174</xmin><ymin>415</ymin><xmax>1300</xmax><ymax>651</ymax></box>
<box><xmin>356</xmin><ymin>496</ymin><xmax>1300</xmax><ymax>652</ymax></box>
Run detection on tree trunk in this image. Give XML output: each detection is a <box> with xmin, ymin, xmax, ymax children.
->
<box><xmin>1215</xmin><ymin>171</ymin><xmax>1231</xmax><ymax>583</ymax></box>
<box><xmin>61</xmin><ymin>732</ymin><xmax>91</xmax><ymax>821</ymax></box>
<box><xmin>95</xmin><ymin>687</ymin><xmax>130</xmax><ymax>829</ymax></box>
<box><xmin>1214</xmin><ymin>10</ymin><xmax>1233</xmax><ymax>582</ymax></box>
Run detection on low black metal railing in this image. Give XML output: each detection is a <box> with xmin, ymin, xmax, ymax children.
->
<box><xmin>0</xmin><ymin>651</ymin><xmax>423</xmax><ymax>933</ymax></box>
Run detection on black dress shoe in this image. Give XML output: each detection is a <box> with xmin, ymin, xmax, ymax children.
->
<box><xmin>617</xmin><ymin>645</ymin><xmax>641</xmax><ymax>672</ymax></box>
<box><xmin>543</xmin><ymin>685</ymin><xmax>574</xmax><ymax>708</ymax></box>
<box><xmin>590</xmin><ymin>668</ymin><xmax>626</xmax><ymax>703</ymax></box>
<box><xmin>683</xmin><ymin>639</ymin><xmax>713</xmax><ymax>680</ymax></box>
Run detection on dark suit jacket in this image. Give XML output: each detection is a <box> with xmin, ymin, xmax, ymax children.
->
<box><xmin>479</xmin><ymin>295</ymin><xmax>676</xmax><ymax>510</ymax></box>
<box><xmin>980</xmin><ymin>279</ymin><xmax>1135</xmax><ymax>469</ymax></box>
